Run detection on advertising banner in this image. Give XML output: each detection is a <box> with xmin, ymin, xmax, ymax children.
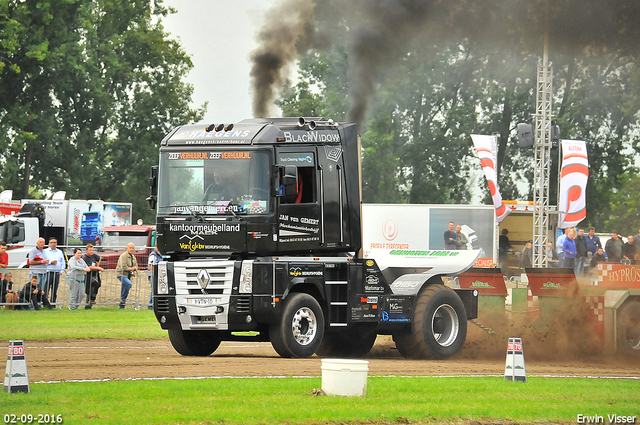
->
<box><xmin>67</xmin><ymin>201</ymin><xmax>104</xmax><ymax>244</ymax></box>
<box><xmin>104</xmin><ymin>203</ymin><xmax>132</xmax><ymax>227</ymax></box>
<box><xmin>471</xmin><ymin>134</ymin><xmax>511</xmax><ymax>223</ymax></box>
<box><xmin>362</xmin><ymin>204</ymin><xmax>496</xmax><ymax>271</ymax></box>
<box><xmin>558</xmin><ymin>140</ymin><xmax>588</xmax><ymax>228</ymax></box>
<box><xmin>67</xmin><ymin>202</ymin><xmax>132</xmax><ymax>245</ymax></box>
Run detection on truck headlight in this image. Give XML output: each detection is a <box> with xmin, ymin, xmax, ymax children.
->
<box><xmin>157</xmin><ymin>262</ymin><xmax>169</xmax><ymax>294</ymax></box>
<box><xmin>239</xmin><ymin>261</ymin><xmax>253</xmax><ymax>294</ymax></box>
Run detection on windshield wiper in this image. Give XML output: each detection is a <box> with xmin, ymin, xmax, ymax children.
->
<box><xmin>225</xmin><ymin>202</ymin><xmax>242</xmax><ymax>221</ymax></box>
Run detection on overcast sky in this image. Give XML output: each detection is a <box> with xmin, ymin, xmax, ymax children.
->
<box><xmin>162</xmin><ymin>0</ymin><xmax>274</xmax><ymax>124</ymax></box>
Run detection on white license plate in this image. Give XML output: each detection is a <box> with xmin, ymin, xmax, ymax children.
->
<box><xmin>198</xmin><ymin>316</ymin><xmax>216</xmax><ymax>323</ymax></box>
<box><xmin>187</xmin><ymin>298</ymin><xmax>216</xmax><ymax>305</ymax></box>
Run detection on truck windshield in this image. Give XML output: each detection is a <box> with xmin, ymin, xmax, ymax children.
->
<box><xmin>157</xmin><ymin>150</ymin><xmax>271</xmax><ymax>215</ymax></box>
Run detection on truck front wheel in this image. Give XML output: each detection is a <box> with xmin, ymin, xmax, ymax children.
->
<box><xmin>617</xmin><ymin>299</ymin><xmax>640</xmax><ymax>358</ymax></box>
<box><xmin>168</xmin><ymin>329</ymin><xmax>221</xmax><ymax>356</ymax></box>
<box><xmin>269</xmin><ymin>293</ymin><xmax>325</xmax><ymax>358</ymax></box>
<box><xmin>392</xmin><ymin>284</ymin><xmax>467</xmax><ymax>359</ymax></box>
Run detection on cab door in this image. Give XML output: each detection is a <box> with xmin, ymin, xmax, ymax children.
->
<box><xmin>275</xmin><ymin>149</ymin><xmax>321</xmax><ymax>252</ymax></box>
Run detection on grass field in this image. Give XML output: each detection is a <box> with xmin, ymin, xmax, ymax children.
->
<box><xmin>1</xmin><ymin>309</ymin><xmax>639</xmax><ymax>425</ymax></box>
<box><xmin>0</xmin><ymin>307</ymin><xmax>165</xmax><ymax>340</ymax></box>
<box><xmin>1</xmin><ymin>376</ymin><xmax>639</xmax><ymax>425</ymax></box>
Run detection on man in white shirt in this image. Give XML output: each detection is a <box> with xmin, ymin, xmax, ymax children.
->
<box><xmin>29</xmin><ymin>237</ymin><xmax>50</xmax><ymax>292</ymax></box>
<box><xmin>44</xmin><ymin>237</ymin><xmax>66</xmax><ymax>305</ymax></box>
<box><xmin>556</xmin><ymin>229</ymin><xmax>569</xmax><ymax>268</ymax></box>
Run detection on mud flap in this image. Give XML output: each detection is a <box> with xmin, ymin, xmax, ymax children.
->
<box><xmin>454</xmin><ymin>289</ymin><xmax>479</xmax><ymax>320</ymax></box>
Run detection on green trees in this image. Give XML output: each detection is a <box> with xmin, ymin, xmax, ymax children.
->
<box><xmin>276</xmin><ymin>37</ymin><xmax>639</xmax><ymax>231</ymax></box>
<box><xmin>0</xmin><ymin>0</ymin><xmax>204</xmax><ymax>223</ymax></box>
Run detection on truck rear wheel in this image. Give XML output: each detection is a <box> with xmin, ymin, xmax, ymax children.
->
<box><xmin>392</xmin><ymin>284</ymin><xmax>467</xmax><ymax>359</ymax></box>
<box><xmin>168</xmin><ymin>329</ymin><xmax>221</xmax><ymax>356</ymax></box>
<box><xmin>269</xmin><ymin>293</ymin><xmax>325</xmax><ymax>358</ymax></box>
<box><xmin>617</xmin><ymin>299</ymin><xmax>640</xmax><ymax>358</ymax></box>
<box><xmin>315</xmin><ymin>324</ymin><xmax>378</xmax><ymax>358</ymax></box>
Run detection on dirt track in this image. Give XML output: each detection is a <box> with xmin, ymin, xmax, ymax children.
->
<box><xmin>19</xmin><ymin>323</ymin><xmax>640</xmax><ymax>383</ymax></box>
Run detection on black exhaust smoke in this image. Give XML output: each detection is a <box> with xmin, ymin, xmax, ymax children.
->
<box><xmin>250</xmin><ymin>0</ymin><xmax>640</xmax><ymax>127</ymax></box>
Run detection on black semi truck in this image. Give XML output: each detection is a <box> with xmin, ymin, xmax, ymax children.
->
<box><xmin>147</xmin><ymin>117</ymin><xmax>479</xmax><ymax>359</ymax></box>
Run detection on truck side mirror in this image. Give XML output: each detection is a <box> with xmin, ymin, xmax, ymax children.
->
<box><xmin>147</xmin><ymin>166</ymin><xmax>158</xmax><ymax>210</ymax></box>
<box><xmin>279</xmin><ymin>165</ymin><xmax>299</xmax><ymax>200</ymax></box>
<box><xmin>146</xmin><ymin>196</ymin><xmax>157</xmax><ymax>210</ymax></box>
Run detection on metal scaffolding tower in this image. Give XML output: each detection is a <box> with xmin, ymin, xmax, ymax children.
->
<box><xmin>532</xmin><ymin>53</ymin><xmax>553</xmax><ymax>267</ymax></box>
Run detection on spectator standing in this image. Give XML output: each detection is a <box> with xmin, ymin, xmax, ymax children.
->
<box><xmin>29</xmin><ymin>237</ymin><xmax>50</xmax><ymax>291</ymax></box>
<box><xmin>585</xmin><ymin>227</ymin><xmax>602</xmax><ymax>256</ymax></box>
<box><xmin>147</xmin><ymin>247</ymin><xmax>162</xmax><ymax>310</ymax></box>
<box><xmin>622</xmin><ymin>235</ymin><xmax>637</xmax><ymax>262</ymax></box>
<box><xmin>2</xmin><ymin>272</ymin><xmax>18</xmax><ymax>309</ymax></box>
<box><xmin>605</xmin><ymin>231</ymin><xmax>624</xmax><ymax>263</ymax></box>
<box><xmin>562</xmin><ymin>229</ymin><xmax>577</xmax><ymax>268</ymax></box>
<box><xmin>18</xmin><ymin>275</ymin><xmax>53</xmax><ymax>310</ymax></box>
<box><xmin>590</xmin><ymin>247</ymin><xmax>607</xmax><ymax>268</ymax></box>
<box><xmin>574</xmin><ymin>228</ymin><xmax>588</xmax><ymax>275</ymax></box>
<box><xmin>44</xmin><ymin>237</ymin><xmax>65</xmax><ymax>305</ymax></box>
<box><xmin>499</xmin><ymin>229</ymin><xmax>512</xmax><ymax>268</ymax></box>
<box><xmin>0</xmin><ymin>241</ymin><xmax>8</xmax><ymax>279</ymax></box>
<box><xmin>116</xmin><ymin>243</ymin><xmax>139</xmax><ymax>309</ymax></box>
<box><xmin>556</xmin><ymin>228</ymin><xmax>569</xmax><ymax>267</ymax></box>
<box><xmin>520</xmin><ymin>241</ymin><xmax>533</xmax><ymax>269</ymax></box>
<box><xmin>546</xmin><ymin>241</ymin><xmax>559</xmax><ymax>267</ymax></box>
<box><xmin>444</xmin><ymin>222</ymin><xmax>458</xmax><ymax>250</ymax></box>
<box><xmin>455</xmin><ymin>225</ymin><xmax>468</xmax><ymax>250</ymax></box>
<box><xmin>633</xmin><ymin>227</ymin><xmax>640</xmax><ymax>255</ymax></box>
<box><xmin>82</xmin><ymin>244</ymin><xmax>104</xmax><ymax>309</ymax></box>
<box><xmin>67</xmin><ymin>248</ymin><xmax>90</xmax><ymax>310</ymax></box>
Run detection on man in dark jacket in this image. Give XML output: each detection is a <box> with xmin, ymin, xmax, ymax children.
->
<box><xmin>1</xmin><ymin>272</ymin><xmax>18</xmax><ymax>309</ymax></box>
<box><xmin>19</xmin><ymin>275</ymin><xmax>53</xmax><ymax>310</ymax></box>
<box><xmin>82</xmin><ymin>244</ymin><xmax>104</xmax><ymax>309</ymax></box>
<box><xmin>622</xmin><ymin>235</ymin><xmax>637</xmax><ymax>263</ymax></box>
<box><xmin>605</xmin><ymin>231</ymin><xmax>624</xmax><ymax>262</ymax></box>
<box><xmin>521</xmin><ymin>241</ymin><xmax>533</xmax><ymax>269</ymax></box>
<box><xmin>444</xmin><ymin>221</ymin><xmax>458</xmax><ymax>250</ymax></box>
<box><xmin>590</xmin><ymin>247</ymin><xmax>607</xmax><ymax>268</ymax></box>
<box><xmin>575</xmin><ymin>228</ymin><xmax>589</xmax><ymax>275</ymax></box>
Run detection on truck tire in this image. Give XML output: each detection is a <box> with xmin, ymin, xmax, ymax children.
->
<box><xmin>392</xmin><ymin>284</ymin><xmax>467</xmax><ymax>360</ymax></box>
<box><xmin>315</xmin><ymin>324</ymin><xmax>378</xmax><ymax>358</ymax></box>
<box><xmin>269</xmin><ymin>293</ymin><xmax>325</xmax><ymax>358</ymax></box>
<box><xmin>617</xmin><ymin>299</ymin><xmax>640</xmax><ymax>358</ymax></box>
<box><xmin>168</xmin><ymin>329</ymin><xmax>221</xmax><ymax>356</ymax></box>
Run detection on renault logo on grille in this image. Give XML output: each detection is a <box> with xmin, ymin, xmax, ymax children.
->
<box><xmin>197</xmin><ymin>269</ymin><xmax>211</xmax><ymax>293</ymax></box>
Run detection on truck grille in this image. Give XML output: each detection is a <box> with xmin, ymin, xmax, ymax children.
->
<box><xmin>174</xmin><ymin>260</ymin><xmax>235</xmax><ymax>295</ymax></box>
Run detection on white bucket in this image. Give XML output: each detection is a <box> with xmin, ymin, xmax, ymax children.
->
<box><xmin>321</xmin><ymin>359</ymin><xmax>369</xmax><ymax>397</ymax></box>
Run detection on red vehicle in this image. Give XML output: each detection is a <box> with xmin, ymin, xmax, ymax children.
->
<box><xmin>97</xmin><ymin>225</ymin><xmax>155</xmax><ymax>270</ymax></box>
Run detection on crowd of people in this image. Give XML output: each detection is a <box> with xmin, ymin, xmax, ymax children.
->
<box><xmin>1</xmin><ymin>237</ymin><xmax>161</xmax><ymax>311</ymax></box>
<box><xmin>498</xmin><ymin>226</ymin><xmax>640</xmax><ymax>276</ymax></box>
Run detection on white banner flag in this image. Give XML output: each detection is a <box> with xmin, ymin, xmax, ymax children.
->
<box><xmin>471</xmin><ymin>135</ymin><xmax>511</xmax><ymax>223</ymax></box>
<box><xmin>558</xmin><ymin>140</ymin><xmax>589</xmax><ymax>228</ymax></box>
